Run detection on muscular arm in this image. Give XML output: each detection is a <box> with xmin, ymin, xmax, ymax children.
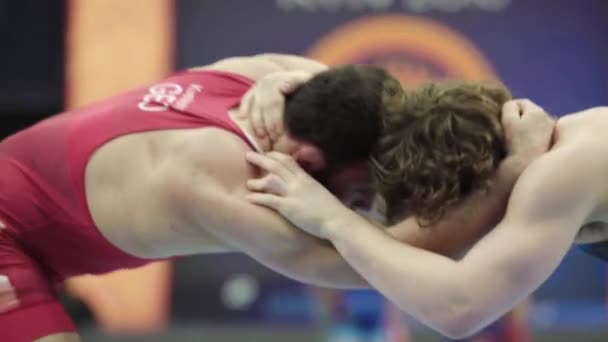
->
<box><xmin>254</xmin><ymin>53</ymin><xmax>328</xmax><ymax>73</ymax></box>
<box><xmin>199</xmin><ymin>54</ymin><xmax>530</xmax><ymax>259</ymax></box>
<box><xmin>172</xmin><ymin>128</ymin><xmax>526</xmax><ymax>289</ymax></box>
<box><xmin>191</xmin><ymin>53</ymin><xmax>328</xmax><ymax>81</ymax></box>
<box><xmin>321</xmin><ymin>141</ymin><xmax>602</xmax><ymax>337</ymax></box>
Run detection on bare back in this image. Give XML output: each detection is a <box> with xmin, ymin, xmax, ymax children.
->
<box><xmin>85</xmin><ymin>128</ymin><xmax>238</xmax><ymax>259</ymax></box>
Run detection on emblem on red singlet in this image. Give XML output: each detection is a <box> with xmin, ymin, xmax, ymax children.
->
<box><xmin>138</xmin><ymin>83</ymin><xmax>203</xmax><ymax>112</ymax></box>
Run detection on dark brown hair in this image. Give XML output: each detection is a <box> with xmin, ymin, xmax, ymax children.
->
<box><xmin>372</xmin><ymin>81</ymin><xmax>511</xmax><ymax>225</ymax></box>
<box><xmin>284</xmin><ymin>65</ymin><xmax>404</xmax><ymax>168</ymax></box>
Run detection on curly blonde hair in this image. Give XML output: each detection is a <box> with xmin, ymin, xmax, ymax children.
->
<box><xmin>372</xmin><ymin>81</ymin><xmax>511</xmax><ymax>225</ymax></box>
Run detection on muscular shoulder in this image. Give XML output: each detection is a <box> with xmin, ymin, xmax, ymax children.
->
<box><xmin>192</xmin><ymin>56</ymin><xmax>283</xmax><ymax>82</ymax></box>
<box><xmin>556</xmin><ymin>106</ymin><xmax>608</xmax><ymax>139</ymax></box>
<box><xmin>507</xmin><ymin>139</ymin><xmax>606</xmax><ymax>225</ymax></box>
<box><xmin>578</xmin><ymin>106</ymin><xmax>608</xmax><ymax>116</ymax></box>
<box><xmin>166</xmin><ymin>128</ymin><xmax>256</xmax><ymax>194</ymax></box>
<box><xmin>190</xmin><ymin>54</ymin><xmax>327</xmax><ymax>81</ymax></box>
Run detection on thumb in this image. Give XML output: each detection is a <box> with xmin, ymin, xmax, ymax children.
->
<box><xmin>280</xmin><ymin>72</ymin><xmax>313</xmax><ymax>94</ymax></box>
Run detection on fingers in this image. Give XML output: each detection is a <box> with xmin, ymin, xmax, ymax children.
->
<box><xmin>517</xmin><ymin>99</ymin><xmax>544</xmax><ymax>115</ymax></box>
<box><xmin>246</xmin><ymin>152</ymin><xmax>295</xmax><ymax>180</ymax></box>
<box><xmin>246</xmin><ymin>174</ymin><xmax>287</xmax><ymax>196</ymax></box>
<box><xmin>250</xmin><ymin>101</ymin><xmax>269</xmax><ymax>137</ymax></box>
<box><xmin>280</xmin><ymin>81</ymin><xmax>298</xmax><ymax>93</ymax></box>
<box><xmin>269</xmin><ymin>72</ymin><xmax>312</xmax><ymax>138</ymax></box>
<box><xmin>246</xmin><ymin>193</ymin><xmax>283</xmax><ymax>211</ymax></box>
<box><xmin>502</xmin><ymin>98</ymin><xmax>556</xmax><ymax>159</ymax></box>
<box><xmin>237</xmin><ymin>89</ymin><xmax>255</xmax><ymax>118</ymax></box>
<box><xmin>501</xmin><ymin>100</ymin><xmax>521</xmax><ymax>128</ymax></box>
<box><xmin>243</xmin><ymin>71</ymin><xmax>312</xmax><ymax>139</ymax></box>
<box><xmin>250</xmin><ymin>93</ymin><xmax>283</xmax><ymax>139</ymax></box>
<box><xmin>264</xmin><ymin>151</ymin><xmax>302</xmax><ymax>174</ymax></box>
<box><xmin>263</xmin><ymin>98</ymin><xmax>285</xmax><ymax>140</ymax></box>
<box><xmin>502</xmin><ymin>99</ymin><xmax>548</xmax><ymax>126</ymax></box>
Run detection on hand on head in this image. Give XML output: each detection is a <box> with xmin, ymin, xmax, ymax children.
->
<box><xmin>241</xmin><ymin>74</ymin><xmax>556</xmax><ymax>240</ymax></box>
<box><xmin>236</xmin><ymin>71</ymin><xmax>313</xmax><ymax>140</ymax></box>
<box><xmin>501</xmin><ymin>99</ymin><xmax>556</xmax><ymax>164</ymax></box>
<box><xmin>245</xmin><ymin>151</ymin><xmax>349</xmax><ymax>239</ymax></box>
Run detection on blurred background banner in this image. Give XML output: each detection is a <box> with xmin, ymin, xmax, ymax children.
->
<box><xmin>2</xmin><ymin>0</ymin><xmax>608</xmax><ymax>340</ymax></box>
<box><xmin>64</xmin><ymin>0</ymin><xmax>174</xmax><ymax>333</ymax></box>
<box><xmin>176</xmin><ymin>0</ymin><xmax>607</xmax><ymax>114</ymax></box>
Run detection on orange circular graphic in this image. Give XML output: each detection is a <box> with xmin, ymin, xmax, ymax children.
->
<box><xmin>308</xmin><ymin>15</ymin><xmax>496</xmax><ymax>85</ymax></box>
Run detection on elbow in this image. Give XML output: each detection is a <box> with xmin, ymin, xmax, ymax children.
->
<box><xmin>435</xmin><ymin>318</ymin><xmax>481</xmax><ymax>340</ymax></box>
<box><xmin>415</xmin><ymin>286</ymin><xmax>486</xmax><ymax>339</ymax></box>
<box><xmin>431</xmin><ymin>308</ymin><xmax>485</xmax><ymax>339</ymax></box>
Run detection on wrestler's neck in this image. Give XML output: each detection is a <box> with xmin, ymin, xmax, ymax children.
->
<box><xmin>228</xmin><ymin>109</ymin><xmax>273</xmax><ymax>153</ymax></box>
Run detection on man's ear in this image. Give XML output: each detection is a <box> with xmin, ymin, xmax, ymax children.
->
<box><xmin>293</xmin><ymin>144</ymin><xmax>326</xmax><ymax>172</ymax></box>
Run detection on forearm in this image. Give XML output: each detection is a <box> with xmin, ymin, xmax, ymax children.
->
<box><xmin>192</xmin><ymin>53</ymin><xmax>327</xmax><ymax>81</ymax></box>
<box><xmin>254</xmin><ymin>53</ymin><xmax>328</xmax><ymax>74</ymax></box>
<box><xmin>265</xmin><ymin>243</ymin><xmax>370</xmax><ymax>289</ymax></box>
<box><xmin>319</xmin><ymin>154</ymin><xmax>573</xmax><ymax>337</ymax></box>
<box><xmin>324</xmin><ymin>213</ymin><xmax>468</xmax><ymax>336</ymax></box>
<box><xmin>195</xmin><ymin>180</ymin><xmax>369</xmax><ymax>289</ymax></box>
<box><xmin>228</xmin><ymin>214</ymin><xmax>370</xmax><ymax>288</ymax></box>
<box><xmin>205</xmin><ymin>212</ymin><xmax>370</xmax><ymax>289</ymax></box>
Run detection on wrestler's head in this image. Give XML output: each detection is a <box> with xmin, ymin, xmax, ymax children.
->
<box><xmin>275</xmin><ymin>65</ymin><xmax>404</xmax><ymax>172</ymax></box>
<box><xmin>274</xmin><ymin>65</ymin><xmax>404</xmax><ymax>208</ymax></box>
<box><xmin>372</xmin><ymin>81</ymin><xmax>511</xmax><ymax>224</ymax></box>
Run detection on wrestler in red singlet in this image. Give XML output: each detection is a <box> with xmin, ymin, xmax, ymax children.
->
<box><xmin>0</xmin><ymin>70</ymin><xmax>255</xmax><ymax>341</ymax></box>
<box><xmin>0</xmin><ymin>56</ymin><xmax>502</xmax><ymax>341</ymax></box>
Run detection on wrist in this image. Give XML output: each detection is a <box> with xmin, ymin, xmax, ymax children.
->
<box><xmin>321</xmin><ymin>217</ymin><xmax>343</xmax><ymax>240</ymax></box>
<box><xmin>322</xmin><ymin>212</ymin><xmax>369</xmax><ymax>241</ymax></box>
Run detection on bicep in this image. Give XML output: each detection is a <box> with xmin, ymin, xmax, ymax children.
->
<box><xmin>191</xmin><ymin>54</ymin><xmax>327</xmax><ymax>81</ymax></box>
<box><xmin>196</xmin><ymin>183</ymin><xmax>324</xmax><ymax>255</ymax></box>
<box><xmin>457</xmin><ymin>146</ymin><xmax>599</xmax><ymax>326</ymax></box>
<box><xmin>192</xmin><ymin>56</ymin><xmax>283</xmax><ymax>81</ymax></box>
<box><xmin>256</xmin><ymin>53</ymin><xmax>328</xmax><ymax>73</ymax></box>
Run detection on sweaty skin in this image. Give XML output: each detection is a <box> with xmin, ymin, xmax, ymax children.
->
<box><xmin>245</xmin><ymin>104</ymin><xmax>608</xmax><ymax>338</ymax></box>
<box><xmin>4</xmin><ymin>54</ymin><xmax>542</xmax><ymax>342</ymax></box>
